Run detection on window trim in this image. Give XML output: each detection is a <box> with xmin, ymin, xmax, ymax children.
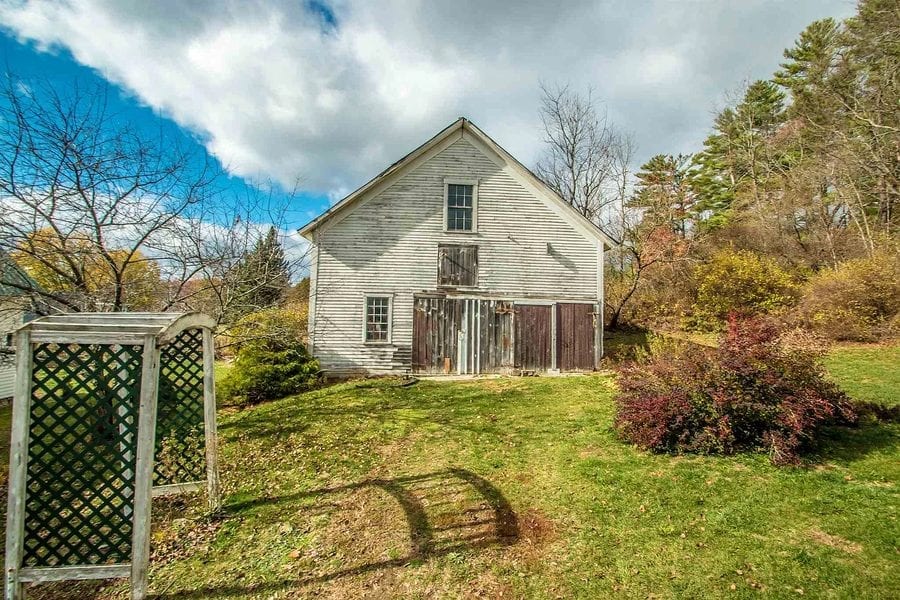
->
<box><xmin>443</xmin><ymin>178</ymin><xmax>478</xmax><ymax>233</ymax></box>
<box><xmin>436</xmin><ymin>243</ymin><xmax>479</xmax><ymax>289</ymax></box>
<box><xmin>362</xmin><ymin>293</ymin><xmax>393</xmax><ymax>345</ymax></box>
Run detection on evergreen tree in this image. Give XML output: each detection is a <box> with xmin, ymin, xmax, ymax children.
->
<box><xmin>631</xmin><ymin>154</ymin><xmax>694</xmax><ymax>238</ymax></box>
<box><xmin>774</xmin><ymin>18</ymin><xmax>842</xmax><ymax>119</ymax></box>
<box><xmin>689</xmin><ymin>80</ymin><xmax>787</xmax><ymax>226</ymax></box>
<box><xmin>227</xmin><ymin>227</ymin><xmax>289</xmax><ymax>319</ymax></box>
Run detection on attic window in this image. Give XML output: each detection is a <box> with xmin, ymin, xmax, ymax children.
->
<box><xmin>445</xmin><ymin>181</ymin><xmax>477</xmax><ymax>232</ymax></box>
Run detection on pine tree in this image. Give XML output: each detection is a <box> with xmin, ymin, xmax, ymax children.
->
<box><xmin>228</xmin><ymin>227</ymin><xmax>289</xmax><ymax>319</ymax></box>
<box><xmin>689</xmin><ymin>81</ymin><xmax>787</xmax><ymax>226</ymax></box>
<box><xmin>630</xmin><ymin>154</ymin><xmax>694</xmax><ymax>238</ymax></box>
<box><xmin>774</xmin><ymin>17</ymin><xmax>842</xmax><ymax>118</ymax></box>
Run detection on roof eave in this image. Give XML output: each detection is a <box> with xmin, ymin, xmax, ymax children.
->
<box><xmin>298</xmin><ymin>117</ymin><xmax>467</xmax><ymax>239</ymax></box>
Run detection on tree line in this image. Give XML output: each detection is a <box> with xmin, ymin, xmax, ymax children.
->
<box><xmin>537</xmin><ymin>0</ymin><xmax>898</xmax><ymax>340</ymax></box>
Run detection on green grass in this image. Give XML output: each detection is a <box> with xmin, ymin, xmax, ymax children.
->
<box><xmin>0</xmin><ymin>400</ymin><xmax>10</xmax><ymax>471</ymax></box>
<box><xmin>2</xmin><ymin>350</ymin><xmax>898</xmax><ymax>599</ymax></box>
<box><xmin>825</xmin><ymin>345</ymin><xmax>900</xmax><ymax>406</ymax></box>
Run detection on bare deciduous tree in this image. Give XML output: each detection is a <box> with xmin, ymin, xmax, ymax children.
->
<box><xmin>535</xmin><ymin>83</ymin><xmax>629</xmax><ymax>224</ymax></box>
<box><xmin>0</xmin><ymin>77</ymin><xmax>309</xmax><ymax>326</ymax></box>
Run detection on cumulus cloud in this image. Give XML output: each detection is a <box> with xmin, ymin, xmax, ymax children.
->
<box><xmin>0</xmin><ymin>0</ymin><xmax>854</xmax><ymax>196</ymax></box>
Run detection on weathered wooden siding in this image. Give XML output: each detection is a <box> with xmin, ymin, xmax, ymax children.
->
<box><xmin>412</xmin><ymin>296</ymin><xmax>462</xmax><ymax>374</ymax></box>
<box><xmin>477</xmin><ymin>300</ymin><xmax>515</xmax><ymax>373</ymax></box>
<box><xmin>412</xmin><ymin>297</ymin><xmax>515</xmax><ymax>374</ymax></box>
<box><xmin>557</xmin><ymin>303</ymin><xmax>596</xmax><ymax>371</ymax></box>
<box><xmin>310</xmin><ymin>133</ymin><xmax>602</xmax><ymax>375</ymax></box>
<box><xmin>0</xmin><ymin>300</ymin><xmax>27</xmax><ymax>398</ymax></box>
<box><xmin>514</xmin><ymin>304</ymin><xmax>552</xmax><ymax>371</ymax></box>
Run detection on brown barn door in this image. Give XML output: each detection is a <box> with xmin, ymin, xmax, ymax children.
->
<box><xmin>412</xmin><ymin>296</ymin><xmax>462</xmax><ymax>374</ymax></box>
<box><xmin>557</xmin><ymin>303</ymin><xmax>596</xmax><ymax>371</ymax></box>
<box><xmin>514</xmin><ymin>304</ymin><xmax>552</xmax><ymax>371</ymax></box>
<box><xmin>478</xmin><ymin>300</ymin><xmax>515</xmax><ymax>373</ymax></box>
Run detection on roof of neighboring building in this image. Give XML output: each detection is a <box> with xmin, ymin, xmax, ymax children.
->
<box><xmin>298</xmin><ymin>117</ymin><xmax>619</xmax><ymax>248</ymax></box>
<box><xmin>0</xmin><ymin>251</ymin><xmax>40</xmax><ymax>297</ymax></box>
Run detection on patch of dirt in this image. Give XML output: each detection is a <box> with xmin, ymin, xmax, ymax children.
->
<box><xmin>22</xmin><ymin>580</ymin><xmax>124</xmax><ymax>600</ymax></box>
<box><xmin>302</xmin><ymin>469</ymin><xmax>533</xmax><ymax>598</ymax></box>
<box><xmin>321</xmin><ymin>484</ymin><xmax>410</xmax><ymax>563</ymax></box>
<box><xmin>809</xmin><ymin>529</ymin><xmax>862</xmax><ymax>554</ymax></box>
<box><xmin>508</xmin><ymin>507</ymin><xmax>557</xmax><ymax>566</ymax></box>
<box><xmin>463</xmin><ymin>571</ymin><xmax>517</xmax><ymax>598</ymax></box>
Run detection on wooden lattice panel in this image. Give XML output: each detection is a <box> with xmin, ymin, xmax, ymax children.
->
<box><xmin>23</xmin><ymin>343</ymin><xmax>142</xmax><ymax>567</ymax></box>
<box><xmin>154</xmin><ymin>328</ymin><xmax>205</xmax><ymax>486</ymax></box>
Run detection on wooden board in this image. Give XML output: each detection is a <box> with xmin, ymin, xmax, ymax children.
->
<box><xmin>437</xmin><ymin>244</ymin><xmax>478</xmax><ymax>287</ymax></box>
<box><xmin>514</xmin><ymin>304</ymin><xmax>552</xmax><ymax>371</ymax></box>
<box><xmin>477</xmin><ymin>300</ymin><xmax>515</xmax><ymax>373</ymax></box>
<box><xmin>414</xmin><ymin>298</ymin><xmax>594</xmax><ymax>374</ymax></box>
<box><xmin>557</xmin><ymin>303</ymin><xmax>595</xmax><ymax>371</ymax></box>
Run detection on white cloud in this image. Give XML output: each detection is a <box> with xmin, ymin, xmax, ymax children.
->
<box><xmin>0</xmin><ymin>0</ymin><xmax>855</xmax><ymax>198</ymax></box>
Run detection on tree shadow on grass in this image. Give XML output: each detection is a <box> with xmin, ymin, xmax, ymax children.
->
<box><xmin>161</xmin><ymin>468</ymin><xmax>519</xmax><ymax>599</ymax></box>
<box><xmin>810</xmin><ymin>420</ymin><xmax>900</xmax><ymax>465</ymax></box>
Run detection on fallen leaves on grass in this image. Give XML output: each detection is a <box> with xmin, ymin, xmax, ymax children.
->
<box><xmin>808</xmin><ymin>529</ymin><xmax>862</xmax><ymax>554</ymax></box>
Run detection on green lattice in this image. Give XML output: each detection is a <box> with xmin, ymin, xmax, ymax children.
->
<box><xmin>154</xmin><ymin>328</ymin><xmax>205</xmax><ymax>486</ymax></box>
<box><xmin>24</xmin><ymin>343</ymin><xmax>142</xmax><ymax>567</ymax></box>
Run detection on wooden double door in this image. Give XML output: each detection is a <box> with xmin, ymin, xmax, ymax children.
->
<box><xmin>412</xmin><ymin>296</ymin><xmax>596</xmax><ymax>374</ymax></box>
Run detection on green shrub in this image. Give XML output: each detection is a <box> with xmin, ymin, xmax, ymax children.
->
<box><xmin>219</xmin><ymin>308</ymin><xmax>319</xmax><ymax>405</ymax></box>
<box><xmin>689</xmin><ymin>249</ymin><xmax>797</xmax><ymax>330</ymax></box>
<box><xmin>796</xmin><ymin>251</ymin><xmax>900</xmax><ymax>341</ymax></box>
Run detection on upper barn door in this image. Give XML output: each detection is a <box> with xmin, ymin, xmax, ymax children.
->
<box><xmin>557</xmin><ymin>303</ymin><xmax>596</xmax><ymax>371</ymax></box>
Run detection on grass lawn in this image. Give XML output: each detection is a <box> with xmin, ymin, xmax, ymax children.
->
<box><xmin>824</xmin><ymin>345</ymin><xmax>900</xmax><ymax>407</ymax></box>
<box><xmin>1</xmin><ymin>349</ymin><xmax>898</xmax><ymax>599</ymax></box>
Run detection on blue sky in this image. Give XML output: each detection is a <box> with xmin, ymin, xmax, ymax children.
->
<box><xmin>0</xmin><ymin>0</ymin><xmax>855</xmax><ymax>233</ymax></box>
<box><xmin>0</xmin><ymin>31</ymin><xmax>332</xmax><ymax>231</ymax></box>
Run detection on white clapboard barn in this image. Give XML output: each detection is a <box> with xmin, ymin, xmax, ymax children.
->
<box><xmin>300</xmin><ymin>118</ymin><xmax>615</xmax><ymax>377</ymax></box>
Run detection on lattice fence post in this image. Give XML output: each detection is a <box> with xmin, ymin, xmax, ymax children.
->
<box><xmin>202</xmin><ymin>328</ymin><xmax>221</xmax><ymax>512</ymax></box>
<box><xmin>4</xmin><ymin>329</ymin><xmax>32</xmax><ymax>600</ymax></box>
<box><xmin>130</xmin><ymin>335</ymin><xmax>159</xmax><ymax>600</ymax></box>
<box><xmin>3</xmin><ymin>313</ymin><xmax>218</xmax><ymax>599</ymax></box>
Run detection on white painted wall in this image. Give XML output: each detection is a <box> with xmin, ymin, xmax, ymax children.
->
<box><xmin>0</xmin><ymin>354</ymin><xmax>13</xmax><ymax>400</ymax></box>
<box><xmin>310</xmin><ymin>132</ymin><xmax>603</xmax><ymax>375</ymax></box>
<box><xmin>0</xmin><ymin>299</ymin><xmax>27</xmax><ymax>399</ymax></box>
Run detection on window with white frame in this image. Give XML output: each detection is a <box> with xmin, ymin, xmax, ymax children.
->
<box><xmin>445</xmin><ymin>182</ymin><xmax>475</xmax><ymax>231</ymax></box>
<box><xmin>364</xmin><ymin>296</ymin><xmax>391</xmax><ymax>342</ymax></box>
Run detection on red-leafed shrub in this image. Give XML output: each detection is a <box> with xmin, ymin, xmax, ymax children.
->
<box><xmin>615</xmin><ymin>315</ymin><xmax>856</xmax><ymax>464</ymax></box>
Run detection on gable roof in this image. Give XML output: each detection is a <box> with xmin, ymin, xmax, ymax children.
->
<box><xmin>0</xmin><ymin>250</ymin><xmax>40</xmax><ymax>298</ymax></box>
<box><xmin>298</xmin><ymin>117</ymin><xmax>618</xmax><ymax>248</ymax></box>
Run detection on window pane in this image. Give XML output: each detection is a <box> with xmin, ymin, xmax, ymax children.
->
<box><xmin>366</xmin><ymin>296</ymin><xmax>390</xmax><ymax>341</ymax></box>
<box><xmin>447</xmin><ymin>184</ymin><xmax>473</xmax><ymax>230</ymax></box>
